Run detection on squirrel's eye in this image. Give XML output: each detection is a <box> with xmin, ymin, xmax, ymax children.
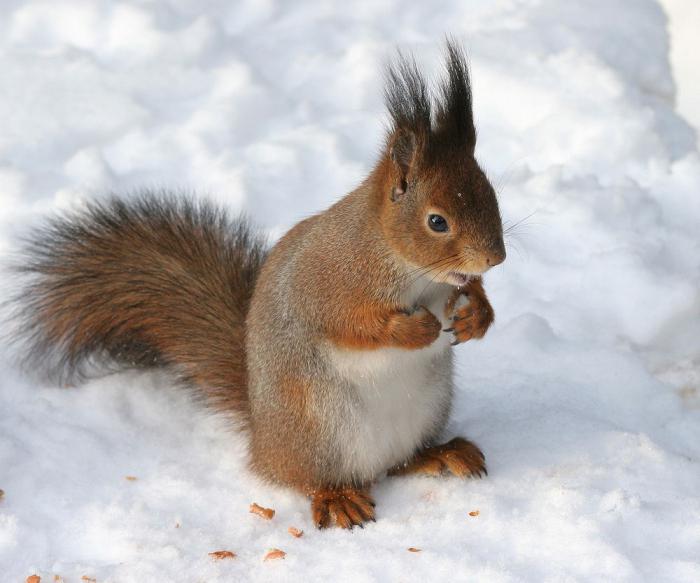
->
<box><xmin>428</xmin><ymin>214</ymin><xmax>448</xmax><ymax>232</ymax></box>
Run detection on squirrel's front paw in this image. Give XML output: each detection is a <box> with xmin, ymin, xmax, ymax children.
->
<box><xmin>389</xmin><ymin>306</ymin><xmax>441</xmax><ymax>349</ymax></box>
<box><xmin>445</xmin><ymin>292</ymin><xmax>494</xmax><ymax>345</ymax></box>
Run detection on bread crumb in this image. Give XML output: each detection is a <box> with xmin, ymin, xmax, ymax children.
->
<box><xmin>469</xmin><ymin>510</ymin><xmax>480</xmax><ymax>517</ymax></box>
<box><xmin>209</xmin><ymin>550</ymin><xmax>236</xmax><ymax>560</ymax></box>
<box><xmin>264</xmin><ymin>548</ymin><xmax>286</xmax><ymax>561</ymax></box>
<box><xmin>249</xmin><ymin>502</ymin><xmax>275</xmax><ymax>520</ymax></box>
<box><xmin>53</xmin><ymin>577</ymin><xmax>64</xmax><ymax>583</ymax></box>
<box><xmin>26</xmin><ymin>576</ymin><xmax>40</xmax><ymax>583</ymax></box>
<box><xmin>81</xmin><ymin>577</ymin><xmax>96</xmax><ymax>583</ymax></box>
<box><xmin>407</xmin><ymin>547</ymin><xmax>422</xmax><ymax>552</ymax></box>
<box><xmin>287</xmin><ymin>526</ymin><xmax>303</xmax><ymax>538</ymax></box>
<box><xmin>125</xmin><ymin>476</ymin><xmax>137</xmax><ymax>481</ymax></box>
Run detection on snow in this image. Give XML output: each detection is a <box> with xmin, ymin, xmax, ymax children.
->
<box><xmin>1</xmin><ymin>1</ymin><xmax>699</xmax><ymax>581</ymax></box>
<box><xmin>660</xmin><ymin>0</ymin><xmax>700</xmax><ymax>132</ymax></box>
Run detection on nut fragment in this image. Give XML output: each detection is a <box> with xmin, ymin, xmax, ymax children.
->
<box><xmin>209</xmin><ymin>550</ymin><xmax>236</xmax><ymax>560</ymax></box>
<box><xmin>407</xmin><ymin>547</ymin><xmax>422</xmax><ymax>553</ymax></box>
<box><xmin>469</xmin><ymin>510</ymin><xmax>480</xmax><ymax>517</ymax></box>
<box><xmin>26</xmin><ymin>576</ymin><xmax>40</xmax><ymax>583</ymax></box>
<box><xmin>264</xmin><ymin>548</ymin><xmax>286</xmax><ymax>561</ymax></box>
<box><xmin>287</xmin><ymin>526</ymin><xmax>303</xmax><ymax>538</ymax></box>
<box><xmin>249</xmin><ymin>502</ymin><xmax>275</xmax><ymax>520</ymax></box>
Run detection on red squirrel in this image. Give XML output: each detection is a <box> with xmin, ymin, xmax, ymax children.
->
<box><xmin>10</xmin><ymin>41</ymin><xmax>505</xmax><ymax>529</ymax></box>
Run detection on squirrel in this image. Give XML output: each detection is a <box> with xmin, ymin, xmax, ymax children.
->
<box><xmin>8</xmin><ymin>40</ymin><xmax>505</xmax><ymax>529</ymax></box>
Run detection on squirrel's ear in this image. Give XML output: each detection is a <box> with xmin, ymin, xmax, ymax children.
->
<box><xmin>384</xmin><ymin>51</ymin><xmax>431</xmax><ymax>202</ymax></box>
<box><xmin>388</xmin><ymin>129</ymin><xmax>418</xmax><ymax>201</ymax></box>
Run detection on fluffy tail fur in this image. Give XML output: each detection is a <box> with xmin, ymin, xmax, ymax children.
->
<box><xmin>8</xmin><ymin>193</ymin><xmax>267</xmax><ymax>418</ymax></box>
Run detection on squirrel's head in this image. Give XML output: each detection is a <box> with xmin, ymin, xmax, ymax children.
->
<box><xmin>378</xmin><ymin>41</ymin><xmax>505</xmax><ymax>286</ymax></box>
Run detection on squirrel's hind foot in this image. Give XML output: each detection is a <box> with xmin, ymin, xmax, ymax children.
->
<box><xmin>310</xmin><ymin>486</ymin><xmax>376</xmax><ymax>529</ymax></box>
<box><xmin>388</xmin><ymin>437</ymin><xmax>487</xmax><ymax>479</ymax></box>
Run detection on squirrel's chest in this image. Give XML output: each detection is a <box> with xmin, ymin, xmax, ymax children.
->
<box><xmin>326</xmin><ymin>283</ymin><xmax>455</xmax><ymax>482</ymax></box>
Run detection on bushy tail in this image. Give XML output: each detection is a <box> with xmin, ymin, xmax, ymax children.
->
<box><xmin>8</xmin><ymin>193</ymin><xmax>267</xmax><ymax>418</ymax></box>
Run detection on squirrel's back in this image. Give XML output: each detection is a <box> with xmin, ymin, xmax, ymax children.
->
<box><xmin>8</xmin><ymin>193</ymin><xmax>267</xmax><ymax>419</ymax></box>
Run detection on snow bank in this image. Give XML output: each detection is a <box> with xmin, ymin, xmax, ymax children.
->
<box><xmin>1</xmin><ymin>1</ymin><xmax>698</xmax><ymax>581</ymax></box>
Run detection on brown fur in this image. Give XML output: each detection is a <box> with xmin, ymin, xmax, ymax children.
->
<box><xmin>248</xmin><ymin>376</ymin><xmax>320</xmax><ymax>488</ymax></box>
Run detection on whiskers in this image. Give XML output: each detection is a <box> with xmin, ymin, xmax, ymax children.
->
<box><xmin>398</xmin><ymin>253</ymin><xmax>461</xmax><ymax>286</ymax></box>
<box><xmin>503</xmin><ymin>211</ymin><xmax>537</xmax><ymax>236</ymax></box>
<box><xmin>502</xmin><ymin>211</ymin><xmax>537</xmax><ymax>261</ymax></box>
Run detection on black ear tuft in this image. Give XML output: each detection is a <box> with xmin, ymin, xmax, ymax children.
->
<box><xmin>434</xmin><ymin>38</ymin><xmax>476</xmax><ymax>150</ymax></box>
<box><xmin>384</xmin><ymin>51</ymin><xmax>431</xmax><ymax>138</ymax></box>
<box><xmin>384</xmin><ymin>51</ymin><xmax>431</xmax><ymax>183</ymax></box>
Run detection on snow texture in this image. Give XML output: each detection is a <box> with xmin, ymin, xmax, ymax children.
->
<box><xmin>1</xmin><ymin>1</ymin><xmax>699</xmax><ymax>582</ymax></box>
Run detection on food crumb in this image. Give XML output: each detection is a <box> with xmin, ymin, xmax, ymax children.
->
<box><xmin>407</xmin><ymin>547</ymin><xmax>422</xmax><ymax>553</ymax></box>
<box><xmin>287</xmin><ymin>526</ymin><xmax>303</xmax><ymax>538</ymax></box>
<box><xmin>53</xmin><ymin>577</ymin><xmax>64</xmax><ymax>583</ymax></box>
<box><xmin>81</xmin><ymin>577</ymin><xmax>96</xmax><ymax>583</ymax></box>
<box><xmin>125</xmin><ymin>476</ymin><xmax>137</xmax><ymax>481</ymax></box>
<box><xmin>469</xmin><ymin>510</ymin><xmax>480</xmax><ymax>517</ymax></box>
<box><xmin>250</xmin><ymin>502</ymin><xmax>275</xmax><ymax>520</ymax></box>
<box><xmin>26</xmin><ymin>576</ymin><xmax>40</xmax><ymax>583</ymax></box>
<box><xmin>209</xmin><ymin>550</ymin><xmax>236</xmax><ymax>560</ymax></box>
<box><xmin>264</xmin><ymin>548</ymin><xmax>286</xmax><ymax>561</ymax></box>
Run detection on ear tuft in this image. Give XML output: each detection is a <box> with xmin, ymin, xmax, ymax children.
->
<box><xmin>384</xmin><ymin>52</ymin><xmax>431</xmax><ymax>140</ymax></box>
<box><xmin>434</xmin><ymin>37</ymin><xmax>476</xmax><ymax>150</ymax></box>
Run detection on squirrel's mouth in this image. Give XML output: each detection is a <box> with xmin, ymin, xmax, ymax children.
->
<box><xmin>448</xmin><ymin>271</ymin><xmax>474</xmax><ymax>287</ymax></box>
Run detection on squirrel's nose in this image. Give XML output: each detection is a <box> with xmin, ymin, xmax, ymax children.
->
<box><xmin>485</xmin><ymin>244</ymin><xmax>506</xmax><ymax>267</ymax></box>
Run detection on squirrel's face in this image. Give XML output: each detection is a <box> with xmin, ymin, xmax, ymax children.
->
<box><xmin>383</xmin><ymin>154</ymin><xmax>506</xmax><ymax>286</ymax></box>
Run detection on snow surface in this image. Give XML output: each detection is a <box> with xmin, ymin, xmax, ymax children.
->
<box><xmin>1</xmin><ymin>1</ymin><xmax>699</xmax><ymax>581</ymax></box>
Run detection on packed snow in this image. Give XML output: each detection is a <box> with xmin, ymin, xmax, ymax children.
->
<box><xmin>1</xmin><ymin>1</ymin><xmax>699</xmax><ymax>581</ymax></box>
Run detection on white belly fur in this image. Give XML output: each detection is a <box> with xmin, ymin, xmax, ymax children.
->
<box><xmin>327</xmin><ymin>280</ymin><xmax>458</xmax><ymax>482</ymax></box>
